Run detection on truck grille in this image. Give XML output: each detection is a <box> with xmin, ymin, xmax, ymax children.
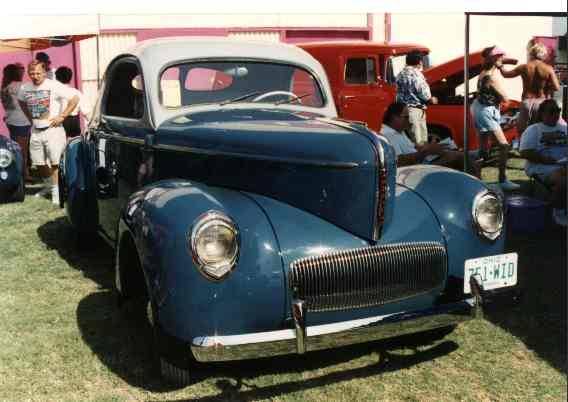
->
<box><xmin>288</xmin><ymin>242</ymin><xmax>447</xmax><ymax>312</ymax></box>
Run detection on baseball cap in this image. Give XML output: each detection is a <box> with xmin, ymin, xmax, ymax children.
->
<box><xmin>488</xmin><ymin>46</ymin><xmax>506</xmax><ymax>57</ymax></box>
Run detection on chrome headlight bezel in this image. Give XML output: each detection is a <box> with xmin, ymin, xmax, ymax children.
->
<box><xmin>472</xmin><ymin>191</ymin><xmax>504</xmax><ymax>241</ymax></box>
<box><xmin>0</xmin><ymin>148</ymin><xmax>14</xmax><ymax>169</ymax></box>
<box><xmin>189</xmin><ymin>210</ymin><xmax>240</xmax><ymax>281</ymax></box>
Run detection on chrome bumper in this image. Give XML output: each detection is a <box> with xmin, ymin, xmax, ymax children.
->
<box><xmin>191</xmin><ymin>297</ymin><xmax>479</xmax><ymax>362</ymax></box>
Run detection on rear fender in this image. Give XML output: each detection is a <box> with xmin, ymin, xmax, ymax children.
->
<box><xmin>116</xmin><ymin>179</ymin><xmax>284</xmax><ymax>342</ymax></box>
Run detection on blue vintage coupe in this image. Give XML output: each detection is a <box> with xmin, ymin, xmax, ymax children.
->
<box><xmin>60</xmin><ymin>37</ymin><xmax>518</xmax><ymax>384</ymax></box>
<box><xmin>0</xmin><ymin>134</ymin><xmax>25</xmax><ymax>203</ymax></box>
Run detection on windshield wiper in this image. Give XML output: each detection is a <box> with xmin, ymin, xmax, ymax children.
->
<box><xmin>274</xmin><ymin>93</ymin><xmax>313</xmax><ymax>105</ymax></box>
<box><xmin>220</xmin><ymin>91</ymin><xmax>261</xmax><ymax>106</ymax></box>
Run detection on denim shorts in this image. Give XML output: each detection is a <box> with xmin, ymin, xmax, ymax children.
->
<box><xmin>7</xmin><ymin>124</ymin><xmax>31</xmax><ymax>140</ymax></box>
<box><xmin>471</xmin><ymin>100</ymin><xmax>501</xmax><ymax>133</ymax></box>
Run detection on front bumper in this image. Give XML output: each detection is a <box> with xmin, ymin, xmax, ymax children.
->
<box><xmin>191</xmin><ymin>297</ymin><xmax>479</xmax><ymax>362</ymax></box>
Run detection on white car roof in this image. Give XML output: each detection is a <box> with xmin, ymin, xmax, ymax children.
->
<box><xmin>116</xmin><ymin>36</ymin><xmax>337</xmax><ymax>127</ymax></box>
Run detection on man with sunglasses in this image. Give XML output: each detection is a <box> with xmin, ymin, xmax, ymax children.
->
<box><xmin>380</xmin><ymin>102</ymin><xmax>480</xmax><ymax>178</ymax></box>
<box><xmin>520</xmin><ymin>99</ymin><xmax>567</xmax><ymax>225</ymax></box>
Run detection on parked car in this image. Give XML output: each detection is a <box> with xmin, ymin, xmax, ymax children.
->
<box><xmin>60</xmin><ymin>37</ymin><xmax>517</xmax><ymax>384</ymax></box>
<box><xmin>0</xmin><ymin>135</ymin><xmax>25</xmax><ymax>203</ymax></box>
<box><xmin>297</xmin><ymin>41</ymin><xmax>520</xmax><ymax>149</ymax></box>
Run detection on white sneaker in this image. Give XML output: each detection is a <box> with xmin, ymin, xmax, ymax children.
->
<box><xmin>552</xmin><ymin>208</ymin><xmax>568</xmax><ymax>227</ymax></box>
<box><xmin>499</xmin><ymin>180</ymin><xmax>520</xmax><ymax>191</ymax></box>
<box><xmin>51</xmin><ymin>185</ymin><xmax>59</xmax><ymax>205</ymax></box>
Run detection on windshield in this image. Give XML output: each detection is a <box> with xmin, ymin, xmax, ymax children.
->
<box><xmin>160</xmin><ymin>61</ymin><xmax>325</xmax><ymax>108</ymax></box>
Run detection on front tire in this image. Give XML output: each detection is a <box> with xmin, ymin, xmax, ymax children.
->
<box><xmin>11</xmin><ymin>178</ymin><xmax>25</xmax><ymax>202</ymax></box>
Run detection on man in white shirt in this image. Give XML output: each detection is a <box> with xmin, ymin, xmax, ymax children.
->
<box><xmin>380</xmin><ymin>102</ymin><xmax>480</xmax><ymax>178</ymax></box>
<box><xmin>519</xmin><ymin>99</ymin><xmax>567</xmax><ymax>224</ymax></box>
<box><xmin>55</xmin><ymin>66</ymin><xmax>92</xmax><ymax>137</ymax></box>
<box><xmin>18</xmin><ymin>60</ymin><xmax>79</xmax><ymax>205</ymax></box>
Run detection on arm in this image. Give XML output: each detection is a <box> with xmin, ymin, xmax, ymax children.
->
<box><xmin>49</xmin><ymin>95</ymin><xmax>79</xmax><ymax>128</ymax></box>
<box><xmin>397</xmin><ymin>142</ymin><xmax>445</xmax><ymax>166</ymax></box>
<box><xmin>499</xmin><ymin>65</ymin><xmax>522</xmax><ymax>78</ymax></box>
<box><xmin>546</xmin><ymin>67</ymin><xmax>561</xmax><ymax>95</ymax></box>
<box><xmin>520</xmin><ymin>149</ymin><xmax>558</xmax><ymax>165</ymax></box>
<box><xmin>18</xmin><ymin>100</ymin><xmax>33</xmax><ymax>124</ymax></box>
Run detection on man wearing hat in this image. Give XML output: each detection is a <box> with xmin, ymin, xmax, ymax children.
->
<box><xmin>395</xmin><ymin>50</ymin><xmax>438</xmax><ymax>145</ymax></box>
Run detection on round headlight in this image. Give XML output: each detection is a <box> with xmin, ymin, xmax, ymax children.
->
<box><xmin>472</xmin><ymin>192</ymin><xmax>504</xmax><ymax>240</ymax></box>
<box><xmin>190</xmin><ymin>211</ymin><xmax>239</xmax><ymax>281</ymax></box>
<box><xmin>0</xmin><ymin>149</ymin><xmax>14</xmax><ymax>169</ymax></box>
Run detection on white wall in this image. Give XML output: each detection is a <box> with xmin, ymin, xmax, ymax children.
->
<box><xmin>390</xmin><ymin>14</ymin><xmax>567</xmax><ymax>101</ymax></box>
<box><xmin>99</xmin><ymin>14</ymin><xmax>369</xmax><ymax>30</ymax></box>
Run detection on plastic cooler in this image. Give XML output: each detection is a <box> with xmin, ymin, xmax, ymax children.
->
<box><xmin>506</xmin><ymin>195</ymin><xmax>549</xmax><ymax>233</ymax></box>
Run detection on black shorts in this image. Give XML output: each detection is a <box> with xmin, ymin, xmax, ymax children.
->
<box><xmin>62</xmin><ymin>115</ymin><xmax>81</xmax><ymax>137</ymax></box>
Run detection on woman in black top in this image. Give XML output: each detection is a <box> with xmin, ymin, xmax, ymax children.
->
<box><xmin>470</xmin><ymin>45</ymin><xmax>519</xmax><ymax>191</ymax></box>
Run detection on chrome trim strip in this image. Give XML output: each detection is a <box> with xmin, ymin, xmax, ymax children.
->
<box><xmin>97</xmin><ymin>131</ymin><xmax>145</xmax><ymax>146</ymax></box>
<box><xmin>292</xmin><ymin>299</ymin><xmax>306</xmax><ymax>354</ymax></box>
<box><xmin>154</xmin><ymin>143</ymin><xmax>359</xmax><ymax>169</ymax></box>
<box><xmin>191</xmin><ymin>298</ymin><xmax>476</xmax><ymax>362</ymax></box>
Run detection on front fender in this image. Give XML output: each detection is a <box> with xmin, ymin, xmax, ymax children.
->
<box><xmin>118</xmin><ymin>179</ymin><xmax>284</xmax><ymax>343</ymax></box>
<box><xmin>397</xmin><ymin>165</ymin><xmax>506</xmax><ymax>279</ymax></box>
<box><xmin>60</xmin><ymin>136</ymin><xmax>98</xmax><ymax>233</ymax></box>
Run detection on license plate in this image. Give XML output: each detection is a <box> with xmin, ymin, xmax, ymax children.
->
<box><xmin>464</xmin><ymin>253</ymin><xmax>518</xmax><ymax>294</ymax></box>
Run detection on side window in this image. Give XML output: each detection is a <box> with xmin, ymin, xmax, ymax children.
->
<box><xmin>345</xmin><ymin>58</ymin><xmax>377</xmax><ymax>84</ymax></box>
<box><xmin>291</xmin><ymin>69</ymin><xmax>323</xmax><ymax>107</ymax></box>
<box><xmin>104</xmin><ymin>61</ymin><xmax>145</xmax><ymax>119</ymax></box>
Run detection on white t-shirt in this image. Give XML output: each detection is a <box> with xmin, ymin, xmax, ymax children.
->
<box><xmin>1</xmin><ymin>82</ymin><xmax>30</xmax><ymax>126</ymax></box>
<box><xmin>519</xmin><ymin>120</ymin><xmax>568</xmax><ymax>177</ymax></box>
<box><xmin>380</xmin><ymin>124</ymin><xmax>417</xmax><ymax>156</ymax></box>
<box><xmin>62</xmin><ymin>86</ymin><xmax>92</xmax><ymax>120</ymax></box>
<box><xmin>17</xmin><ymin>78</ymin><xmax>76</xmax><ymax>129</ymax></box>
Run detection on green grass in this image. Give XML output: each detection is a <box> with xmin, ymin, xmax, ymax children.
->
<box><xmin>0</xmin><ymin>161</ymin><xmax>566</xmax><ymax>401</ymax></box>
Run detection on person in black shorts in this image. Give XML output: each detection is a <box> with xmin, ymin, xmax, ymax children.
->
<box><xmin>55</xmin><ymin>67</ymin><xmax>90</xmax><ymax>137</ymax></box>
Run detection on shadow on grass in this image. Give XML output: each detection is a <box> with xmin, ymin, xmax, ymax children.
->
<box><xmin>36</xmin><ymin>216</ymin><xmax>114</xmax><ymax>290</ymax></box>
<box><xmin>76</xmin><ymin>288</ymin><xmax>459</xmax><ymax>394</ymax></box>
<box><xmin>485</xmin><ymin>217</ymin><xmax>567</xmax><ymax>374</ymax></box>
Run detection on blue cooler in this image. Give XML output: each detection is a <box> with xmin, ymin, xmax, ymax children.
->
<box><xmin>506</xmin><ymin>195</ymin><xmax>549</xmax><ymax>233</ymax></box>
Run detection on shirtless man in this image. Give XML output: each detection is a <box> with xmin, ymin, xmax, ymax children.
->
<box><xmin>500</xmin><ymin>41</ymin><xmax>560</xmax><ymax>134</ymax></box>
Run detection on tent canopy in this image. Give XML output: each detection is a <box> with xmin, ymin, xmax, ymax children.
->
<box><xmin>0</xmin><ymin>15</ymin><xmax>98</xmax><ymax>53</ymax></box>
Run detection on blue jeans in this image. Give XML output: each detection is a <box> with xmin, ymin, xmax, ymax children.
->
<box><xmin>7</xmin><ymin>124</ymin><xmax>31</xmax><ymax>141</ymax></box>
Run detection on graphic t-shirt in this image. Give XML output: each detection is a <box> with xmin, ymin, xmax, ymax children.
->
<box><xmin>520</xmin><ymin>121</ymin><xmax>568</xmax><ymax>177</ymax></box>
<box><xmin>17</xmin><ymin>79</ymin><xmax>75</xmax><ymax>129</ymax></box>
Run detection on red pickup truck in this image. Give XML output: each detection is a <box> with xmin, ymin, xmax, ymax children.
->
<box><xmin>298</xmin><ymin>41</ymin><xmax>519</xmax><ymax>150</ymax></box>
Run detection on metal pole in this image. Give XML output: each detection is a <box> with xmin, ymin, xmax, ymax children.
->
<box><xmin>96</xmin><ymin>13</ymin><xmax>101</xmax><ymax>89</ymax></box>
<box><xmin>464</xmin><ymin>13</ymin><xmax>470</xmax><ymax>173</ymax></box>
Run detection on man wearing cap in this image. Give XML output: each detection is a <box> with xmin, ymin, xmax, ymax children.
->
<box><xmin>17</xmin><ymin>60</ymin><xmax>79</xmax><ymax>205</ymax></box>
<box><xmin>520</xmin><ymin>99</ymin><xmax>567</xmax><ymax>225</ymax></box>
<box><xmin>500</xmin><ymin>41</ymin><xmax>561</xmax><ymax>134</ymax></box>
<box><xmin>395</xmin><ymin>50</ymin><xmax>438</xmax><ymax>145</ymax></box>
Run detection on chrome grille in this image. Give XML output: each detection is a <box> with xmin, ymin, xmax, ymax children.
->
<box><xmin>288</xmin><ymin>242</ymin><xmax>447</xmax><ymax>312</ymax></box>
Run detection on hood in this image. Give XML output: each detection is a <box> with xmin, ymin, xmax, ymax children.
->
<box><xmin>424</xmin><ymin>50</ymin><xmax>518</xmax><ymax>89</ymax></box>
<box><xmin>155</xmin><ymin>108</ymin><xmax>386</xmax><ymax>240</ymax></box>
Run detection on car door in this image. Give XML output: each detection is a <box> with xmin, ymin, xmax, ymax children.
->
<box><xmin>337</xmin><ymin>54</ymin><xmax>386</xmax><ymax>132</ymax></box>
<box><xmin>91</xmin><ymin>57</ymin><xmax>154</xmax><ymax>243</ymax></box>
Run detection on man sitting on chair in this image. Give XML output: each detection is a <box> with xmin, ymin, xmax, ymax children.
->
<box><xmin>519</xmin><ymin>99</ymin><xmax>567</xmax><ymax>225</ymax></box>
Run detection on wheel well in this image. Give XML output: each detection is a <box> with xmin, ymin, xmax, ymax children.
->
<box><xmin>118</xmin><ymin>231</ymin><xmax>147</xmax><ymax>300</ymax></box>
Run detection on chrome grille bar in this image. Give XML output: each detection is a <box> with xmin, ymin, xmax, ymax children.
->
<box><xmin>289</xmin><ymin>242</ymin><xmax>447</xmax><ymax>312</ymax></box>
